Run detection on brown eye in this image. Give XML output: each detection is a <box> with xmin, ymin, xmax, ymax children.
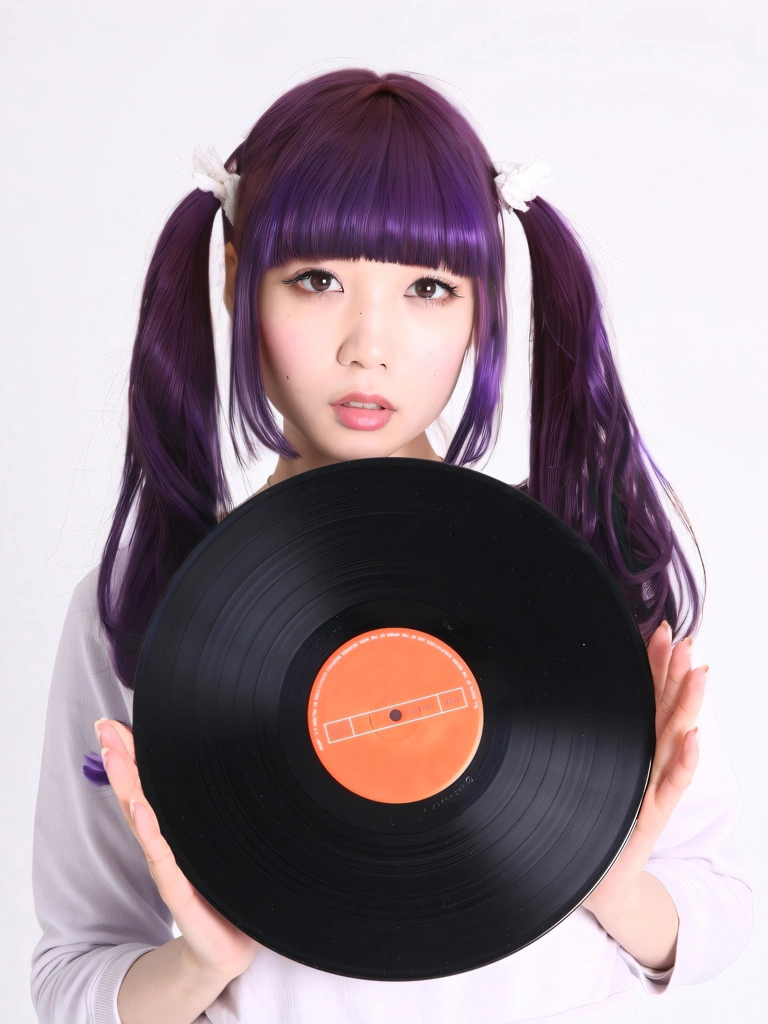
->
<box><xmin>305</xmin><ymin>271</ymin><xmax>334</xmax><ymax>292</ymax></box>
<box><xmin>413</xmin><ymin>279</ymin><xmax>441</xmax><ymax>300</ymax></box>
<box><xmin>407</xmin><ymin>277</ymin><xmax>458</xmax><ymax>304</ymax></box>
<box><xmin>291</xmin><ymin>269</ymin><xmax>343</xmax><ymax>294</ymax></box>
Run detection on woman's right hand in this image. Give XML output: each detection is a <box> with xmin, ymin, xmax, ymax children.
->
<box><xmin>95</xmin><ymin>718</ymin><xmax>262</xmax><ymax>981</ymax></box>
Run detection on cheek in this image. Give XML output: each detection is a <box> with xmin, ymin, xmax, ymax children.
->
<box><xmin>259</xmin><ymin>312</ymin><xmax>320</xmax><ymax>391</ymax></box>
<box><xmin>406</xmin><ymin>315</ymin><xmax>473</xmax><ymax>392</ymax></box>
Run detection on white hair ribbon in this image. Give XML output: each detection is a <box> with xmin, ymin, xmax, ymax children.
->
<box><xmin>191</xmin><ymin>144</ymin><xmax>240</xmax><ymax>224</ymax></box>
<box><xmin>493</xmin><ymin>156</ymin><xmax>554</xmax><ymax>213</ymax></box>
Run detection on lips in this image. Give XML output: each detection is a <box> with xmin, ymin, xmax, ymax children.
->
<box><xmin>332</xmin><ymin>391</ymin><xmax>395</xmax><ymax>411</ymax></box>
<box><xmin>331</xmin><ymin>392</ymin><xmax>395</xmax><ymax>432</ymax></box>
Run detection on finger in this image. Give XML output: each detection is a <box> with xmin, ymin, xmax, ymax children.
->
<box><xmin>109</xmin><ymin>720</ymin><xmax>136</xmax><ymax>762</ymax></box>
<box><xmin>650</xmin><ymin>666</ymin><xmax>707</xmax><ymax>787</ymax></box>
<box><xmin>129</xmin><ymin>802</ymin><xmax>183</xmax><ymax>884</ymax></box>
<box><xmin>101</xmin><ymin>750</ymin><xmax>196</xmax><ymax>920</ymax></box>
<box><xmin>655</xmin><ymin>636</ymin><xmax>693</xmax><ymax>736</ymax></box>
<box><xmin>654</xmin><ymin>727</ymin><xmax>700</xmax><ymax>821</ymax></box>
<box><xmin>95</xmin><ymin>718</ymin><xmax>135</xmax><ymax>761</ymax></box>
<box><xmin>646</xmin><ymin>621</ymin><xmax>673</xmax><ymax>712</ymax></box>
<box><xmin>100</xmin><ymin>749</ymin><xmax>173</xmax><ymax>886</ymax></box>
<box><xmin>129</xmin><ymin>799</ymin><xmax>195</xmax><ymax>912</ymax></box>
<box><xmin>101</xmin><ymin>743</ymin><xmax>145</xmax><ymax>824</ymax></box>
<box><xmin>663</xmin><ymin>663</ymin><xmax>707</xmax><ymax>733</ymax></box>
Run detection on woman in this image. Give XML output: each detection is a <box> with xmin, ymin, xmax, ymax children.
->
<box><xmin>31</xmin><ymin>67</ymin><xmax>753</xmax><ymax>1024</ymax></box>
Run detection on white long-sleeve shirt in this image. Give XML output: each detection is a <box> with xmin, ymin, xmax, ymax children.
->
<box><xmin>30</xmin><ymin>554</ymin><xmax>754</xmax><ymax>1023</ymax></box>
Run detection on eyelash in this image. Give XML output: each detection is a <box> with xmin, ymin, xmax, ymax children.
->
<box><xmin>283</xmin><ymin>268</ymin><xmax>460</xmax><ymax>307</ymax></box>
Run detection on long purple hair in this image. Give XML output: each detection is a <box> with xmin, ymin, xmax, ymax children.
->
<box><xmin>84</xmin><ymin>68</ymin><xmax>703</xmax><ymax>785</ymax></box>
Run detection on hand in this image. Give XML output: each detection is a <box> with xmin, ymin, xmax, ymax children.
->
<box><xmin>96</xmin><ymin>718</ymin><xmax>262</xmax><ymax>981</ymax></box>
<box><xmin>582</xmin><ymin>622</ymin><xmax>707</xmax><ymax>915</ymax></box>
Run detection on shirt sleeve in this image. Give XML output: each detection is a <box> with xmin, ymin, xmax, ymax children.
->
<box><xmin>29</xmin><ymin>562</ymin><xmax>180</xmax><ymax>1024</ymax></box>
<box><xmin>616</xmin><ymin>666</ymin><xmax>755</xmax><ymax>994</ymax></box>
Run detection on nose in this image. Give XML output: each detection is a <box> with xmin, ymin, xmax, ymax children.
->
<box><xmin>337</xmin><ymin>294</ymin><xmax>396</xmax><ymax>369</ymax></box>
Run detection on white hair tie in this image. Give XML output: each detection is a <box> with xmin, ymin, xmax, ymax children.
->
<box><xmin>493</xmin><ymin>156</ymin><xmax>554</xmax><ymax>213</ymax></box>
<box><xmin>191</xmin><ymin>144</ymin><xmax>240</xmax><ymax>224</ymax></box>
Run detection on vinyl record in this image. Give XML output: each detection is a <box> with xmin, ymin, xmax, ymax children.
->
<box><xmin>132</xmin><ymin>457</ymin><xmax>655</xmax><ymax>982</ymax></box>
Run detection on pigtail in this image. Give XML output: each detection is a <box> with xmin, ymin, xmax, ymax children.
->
<box><xmin>516</xmin><ymin>197</ymin><xmax>703</xmax><ymax>643</ymax></box>
<box><xmin>96</xmin><ymin>187</ymin><xmax>233</xmax><ymax>697</ymax></box>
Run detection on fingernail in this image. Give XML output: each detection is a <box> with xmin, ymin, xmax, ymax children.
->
<box><xmin>660</xmin><ymin>619</ymin><xmax>671</xmax><ymax>637</ymax></box>
<box><xmin>685</xmin><ymin>636</ymin><xmax>693</xmax><ymax>647</ymax></box>
<box><xmin>94</xmin><ymin>717</ymin><xmax>108</xmax><ymax>744</ymax></box>
<box><xmin>129</xmin><ymin>800</ymin><xmax>148</xmax><ymax>830</ymax></box>
<box><xmin>101</xmin><ymin>746</ymin><xmax>111</xmax><ymax>769</ymax></box>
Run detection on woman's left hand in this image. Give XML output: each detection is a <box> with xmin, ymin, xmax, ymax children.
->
<box><xmin>582</xmin><ymin>622</ymin><xmax>708</xmax><ymax>915</ymax></box>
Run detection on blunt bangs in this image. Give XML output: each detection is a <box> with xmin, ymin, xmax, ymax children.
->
<box><xmin>254</xmin><ymin>92</ymin><xmax>497</xmax><ymax>281</ymax></box>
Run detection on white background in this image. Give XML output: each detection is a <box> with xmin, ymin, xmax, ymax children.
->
<box><xmin>2</xmin><ymin>1</ymin><xmax>764</xmax><ymax>1020</ymax></box>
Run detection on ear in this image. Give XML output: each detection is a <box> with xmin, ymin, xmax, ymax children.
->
<box><xmin>224</xmin><ymin>241</ymin><xmax>238</xmax><ymax>317</ymax></box>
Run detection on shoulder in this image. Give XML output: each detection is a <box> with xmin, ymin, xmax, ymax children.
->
<box><xmin>68</xmin><ymin>545</ymin><xmax>130</xmax><ymax>613</ymax></box>
<box><xmin>58</xmin><ymin>547</ymin><xmax>132</xmax><ymax>687</ymax></box>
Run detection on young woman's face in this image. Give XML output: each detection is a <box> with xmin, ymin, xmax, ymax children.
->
<box><xmin>226</xmin><ymin>245</ymin><xmax>475</xmax><ymax>473</ymax></box>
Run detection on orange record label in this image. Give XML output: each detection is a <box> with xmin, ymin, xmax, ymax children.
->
<box><xmin>307</xmin><ymin>628</ymin><xmax>483</xmax><ymax>803</ymax></box>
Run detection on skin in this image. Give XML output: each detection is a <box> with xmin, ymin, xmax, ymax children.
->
<box><xmin>97</xmin><ymin>243</ymin><xmax>707</xmax><ymax>988</ymax></box>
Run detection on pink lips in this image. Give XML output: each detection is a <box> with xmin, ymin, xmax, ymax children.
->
<box><xmin>331</xmin><ymin>391</ymin><xmax>395</xmax><ymax>431</ymax></box>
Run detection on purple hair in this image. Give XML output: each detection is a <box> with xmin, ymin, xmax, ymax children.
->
<box><xmin>87</xmin><ymin>68</ymin><xmax>702</xmax><ymax>785</ymax></box>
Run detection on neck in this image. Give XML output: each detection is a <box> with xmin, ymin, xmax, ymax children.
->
<box><xmin>266</xmin><ymin>432</ymin><xmax>444</xmax><ymax>490</ymax></box>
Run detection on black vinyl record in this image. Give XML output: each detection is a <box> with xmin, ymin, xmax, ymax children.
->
<box><xmin>132</xmin><ymin>457</ymin><xmax>655</xmax><ymax>981</ymax></box>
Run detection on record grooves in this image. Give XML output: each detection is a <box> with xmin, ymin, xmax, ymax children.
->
<box><xmin>132</xmin><ymin>457</ymin><xmax>655</xmax><ymax>981</ymax></box>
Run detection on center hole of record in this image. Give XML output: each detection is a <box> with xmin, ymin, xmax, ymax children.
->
<box><xmin>389</xmin><ymin>709</ymin><xmax>402</xmax><ymax>722</ymax></box>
